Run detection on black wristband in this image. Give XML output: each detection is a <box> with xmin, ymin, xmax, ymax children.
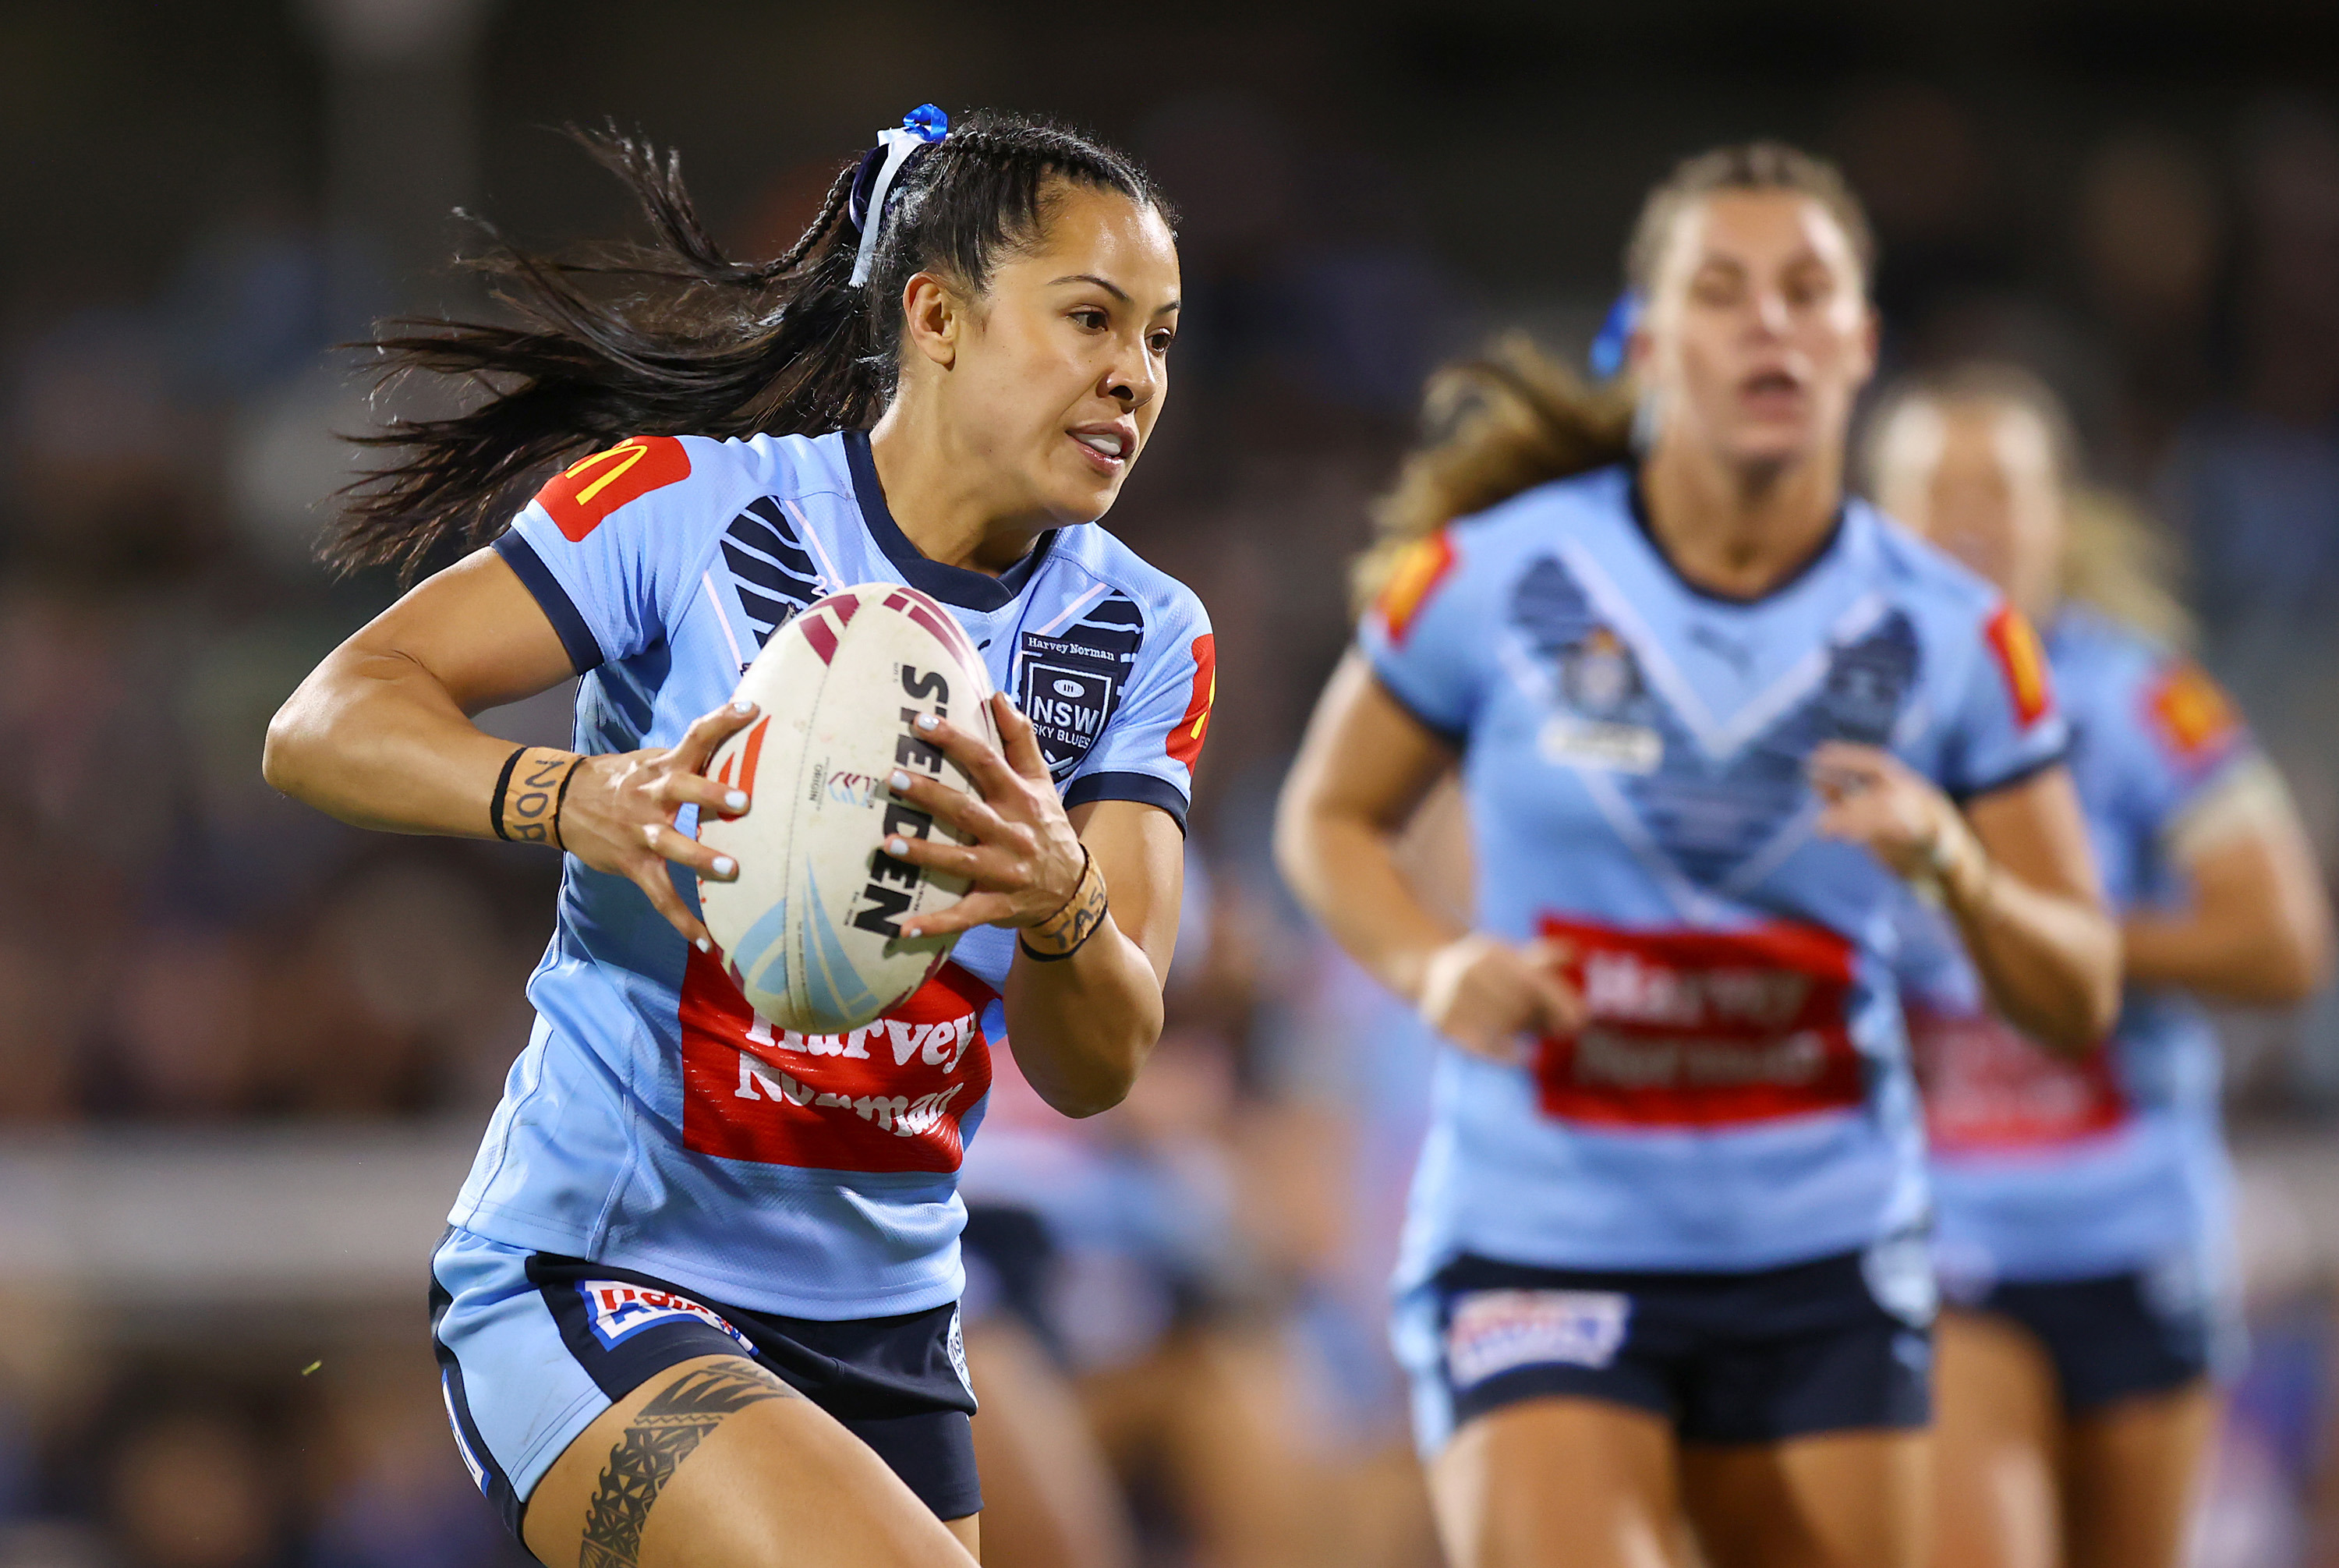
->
<box><xmin>551</xmin><ymin>756</ymin><xmax>582</xmax><ymax>851</ymax></box>
<box><xmin>488</xmin><ymin>745</ymin><xmax>526</xmax><ymax>842</ymax></box>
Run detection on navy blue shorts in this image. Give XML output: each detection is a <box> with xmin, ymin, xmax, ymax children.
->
<box><xmin>1956</xmin><ymin>1272</ymin><xmax>2215</xmax><ymax>1414</ymax></box>
<box><xmin>1396</xmin><ymin>1248</ymin><xmax>1933</xmax><ymax>1453</ymax></box>
<box><xmin>428</xmin><ymin>1226</ymin><xmax>982</xmax><ymax>1538</ymax></box>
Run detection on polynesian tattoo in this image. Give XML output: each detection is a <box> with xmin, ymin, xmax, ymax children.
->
<box><xmin>578</xmin><ymin>1361</ymin><xmax>798</xmax><ymax>1568</ymax></box>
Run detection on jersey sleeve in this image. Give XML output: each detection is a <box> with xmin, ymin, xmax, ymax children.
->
<box><xmin>1060</xmin><ymin>589</ymin><xmax>1216</xmax><ymax>832</ymax></box>
<box><xmin>1934</xmin><ymin>603</ymin><xmax>2072</xmax><ymax>799</ymax></box>
<box><xmin>491</xmin><ymin>435</ymin><xmax>723</xmax><ymax>672</ymax></box>
<box><xmin>2121</xmin><ymin>654</ymin><xmax>2260</xmax><ymax>838</ymax></box>
<box><xmin>1355</xmin><ymin>528</ymin><xmax>1485</xmax><ymax>745</ymax></box>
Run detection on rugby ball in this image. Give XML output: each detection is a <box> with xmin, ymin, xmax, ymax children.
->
<box><xmin>697</xmin><ymin>583</ymin><xmax>998</xmax><ymax>1034</ymax></box>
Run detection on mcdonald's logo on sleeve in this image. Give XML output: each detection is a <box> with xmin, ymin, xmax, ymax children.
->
<box><xmin>1375</xmin><ymin>532</ymin><xmax>1456</xmax><ymax>646</ymax></box>
<box><xmin>1983</xmin><ymin>605</ymin><xmax>2054</xmax><ymax>729</ymax></box>
<box><xmin>536</xmin><ymin>437</ymin><xmax>692</xmax><ymax>542</ymax></box>
<box><xmin>1166</xmin><ymin>633</ymin><xmax>1216</xmax><ymax>771</ymax></box>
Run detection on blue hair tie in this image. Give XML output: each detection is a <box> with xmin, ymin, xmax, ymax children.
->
<box><xmin>1588</xmin><ymin>291</ymin><xmax>1641</xmax><ymax>380</ymax></box>
<box><xmin>849</xmin><ymin>104</ymin><xmax>950</xmax><ymax>288</ymax></box>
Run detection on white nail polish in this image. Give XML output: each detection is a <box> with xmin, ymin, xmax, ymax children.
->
<box><xmin>890</xmin><ymin>770</ymin><xmax>911</xmax><ymax>791</ymax></box>
<box><xmin>725</xmin><ymin>789</ymin><xmax>748</xmax><ymax>811</ymax></box>
<box><xmin>915</xmin><ymin>713</ymin><xmax>939</xmax><ymax>731</ymax></box>
<box><xmin>731</xmin><ymin>700</ymin><xmax>754</xmax><ymax>715</ymax></box>
<box><xmin>713</xmin><ymin>855</ymin><xmax>736</xmax><ymax>876</ymax></box>
<box><xmin>695</xmin><ymin>936</ymin><xmax>712</xmax><ymax>952</ymax></box>
<box><xmin>886</xmin><ymin>837</ymin><xmax>908</xmax><ymax>856</ymax></box>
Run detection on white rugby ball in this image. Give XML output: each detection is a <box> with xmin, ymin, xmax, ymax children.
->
<box><xmin>697</xmin><ymin>582</ymin><xmax>998</xmax><ymax>1034</ymax></box>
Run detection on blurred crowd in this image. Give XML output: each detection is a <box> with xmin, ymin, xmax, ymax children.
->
<box><xmin>8</xmin><ymin>12</ymin><xmax>2339</xmax><ymax>1562</ymax></box>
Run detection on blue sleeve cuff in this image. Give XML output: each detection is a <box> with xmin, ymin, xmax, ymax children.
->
<box><xmin>1063</xmin><ymin>771</ymin><xmax>1190</xmax><ymax>834</ymax></box>
<box><xmin>1950</xmin><ymin>743</ymin><xmax>2071</xmax><ymax>805</ymax></box>
<box><xmin>494</xmin><ymin>530</ymin><xmax>606</xmax><ymax>674</ymax></box>
<box><xmin>1365</xmin><ymin>657</ymin><xmax>1467</xmax><ymax>752</ymax></box>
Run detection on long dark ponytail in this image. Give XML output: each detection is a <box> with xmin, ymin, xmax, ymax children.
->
<box><xmin>330</xmin><ymin>110</ymin><xmax>1166</xmax><ymax>580</ymax></box>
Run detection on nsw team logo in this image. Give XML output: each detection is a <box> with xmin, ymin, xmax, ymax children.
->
<box><xmin>576</xmin><ymin>1280</ymin><xmax>754</xmax><ymax>1351</ymax></box>
<box><xmin>1017</xmin><ymin>641</ymin><xmax>1127</xmax><ymax>780</ymax></box>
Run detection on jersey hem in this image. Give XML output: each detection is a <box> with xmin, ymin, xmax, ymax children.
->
<box><xmin>494</xmin><ymin>531</ymin><xmax>607</xmax><ymax>674</ymax></box>
<box><xmin>449</xmin><ymin>1203</ymin><xmax>966</xmax><ymax>1321</ymax></box>
<box><xmin>1063</xmin><ymin>770</ymin><xmax>1190</xmax><ymax>832</ymax></box>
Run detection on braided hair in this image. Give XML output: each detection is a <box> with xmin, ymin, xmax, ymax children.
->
<box><xmin>328</xmin><ymin>111</ymin><xmax>1167</xmax><ymax>579</ymax></box>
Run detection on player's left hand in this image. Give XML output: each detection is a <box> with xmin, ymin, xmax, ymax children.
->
<box><xmin>879</xmin><ymin>692</ymin><xmax>1089</xmax><ymax>939</ymax></box>
<box><xmin>1810</xmin><ymin>741</ymin><xmax>1980</xmax><ymax>889</ymax></box>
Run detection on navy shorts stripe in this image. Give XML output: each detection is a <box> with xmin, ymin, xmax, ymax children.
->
<box><xmin>429</xmin><ymin>1269</ymin><xmax>525</xmax><ymax>1534</ymax></box>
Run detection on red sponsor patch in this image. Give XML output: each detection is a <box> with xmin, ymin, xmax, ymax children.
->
<box><xmin>1906</xmin><ymin>1002</ymin><xmax>2125</xmax><ymax>1153</ymax></box>
<box><xmin>1166</xmin><ymin>633</ymin><xmax>1216</xmax><ymax>771</ymax></box>
<box><xmin>1983</xmin><ymin>605</ymin><xmax>2054</xmax><ymax>730</ymax></box>
<box><xmin>1531</xmin><ymin>916</ymin><xmax>1865</xmax><ymax>1128</ymax></box>
<box><xmin>536</xmin><ymin>437</ymin><xmax>691</xmax><ymax>542</ymax></box>
<box><xmin>2144</xmin><ymin>660</ymin><xmax>2242</xmax><ymax>769</ymax></box>
<box><xmin>1374</xmin><ymin>532</ymin><xmax>1456</xmax><ymax>646</ymax></box>
<box><xmin>678</xmin><ymin>950</ymin><xmax>995</xmax><ymax>1174</ymax></box>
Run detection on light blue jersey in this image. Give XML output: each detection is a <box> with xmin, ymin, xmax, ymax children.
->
<box><xmin>1360</xmin><ymin>466</ymin><xmax>2066</xmax><ymax>1281</ymax></box>
<box><xmin>451</xmin><ymin>428</ymin><xmax>1213</xmax><ymax>1320</ymax></box>
<box><xmin>1906</xmin><ymin>609</ymin><xmax>2249</xmax><ymax>1293</ymax></box>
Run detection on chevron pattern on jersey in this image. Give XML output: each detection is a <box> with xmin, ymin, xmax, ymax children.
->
<box><xmin>723</xmin><ymin>497</ymin><xmax>824</xmax><ymax>646</ymax></box>
<box><xmin>1017</xmin><ymin>590</ymin><xmax>1145</xmax><ymax>780</ymax></box>
<box><xmin>1512</xmin><ymin>554</ymin><xmax>1922</xmax><ymax>887</ymax></box>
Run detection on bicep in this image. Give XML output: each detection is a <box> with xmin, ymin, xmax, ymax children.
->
<box><xmin>1962</xmin><ymin>765</ymin><xmax>2103</xmax><ymax>904</ymax></box>
<box><xmin>334</xmin><ymin>548</ymin><xmax>579</xmax><ymax>714</ymax></box>
<box><xmin>1070</xmin><ymin>798</ymin><xmax>1186</xmax><ymax>986</ymax></box>
<box><xmin>1282</xmin><ymin>650</ymin><xmax>1460</xmax><ymax>837</ymax></box>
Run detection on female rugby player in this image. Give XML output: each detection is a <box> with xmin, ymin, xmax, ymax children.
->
<box><xmin>1870</xmin><ymin>365</ymin><xmax>2332</xmax><ymax>1568</ymax></box>
<box><xmin>1276</xmin><ymin>145</ymin><xmax>2121</xmax><ymax>1568</ymax></box>
<box><xmin>265</xmin><ymin>108</ymin><xmax>1211</xmax><ymax>1568</ymax></box>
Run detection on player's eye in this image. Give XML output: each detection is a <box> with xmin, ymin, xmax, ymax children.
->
<box><xmin>1148</xmin><ymin>329</ymin><xmax>1177</xmax><ymax>353</ymax></box>
<box><xmin>1071</xmin><ymin>308</ymin><xmax>1109</xmax><ymax>331</ymax></box>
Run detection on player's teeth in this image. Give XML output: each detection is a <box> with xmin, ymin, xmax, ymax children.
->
<box><xmin>1078</xmin><ymin>434</ymin><xmax>1122</xmax><ymax>457</ymax></box>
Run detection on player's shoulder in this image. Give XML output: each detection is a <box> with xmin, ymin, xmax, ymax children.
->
<box><xmin>1857</xmin><ymin>503</ymin><xmax>2004</xmax><ymax>623</ymax></box>
<box><xmin>525</xmin><ymin>430</ymin><xmax>844</xmax><ymax>547</ymax></box>
<box><xmin>1046</xmin><ymin>523</ymin><xmax>1210</xmax><ymax>640</ymax></box>
<box><xmin>2046</xmin><ymin>605</ymin><xmax>2167</xmax><ymax>696</ymax></box>
<box><xmin>1453</xmin><ymin>463</ymin><xmax>1636</xmax><ymax>553</ymax></box>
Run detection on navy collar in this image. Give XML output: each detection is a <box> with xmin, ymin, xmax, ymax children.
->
<box><xmin>843</xmin><ymin>428</ymin><xmax>1056</xmax><ymax>612</ymax></box>
<box><xmin>1625</xmin><ymin>467</ymin><xmax>1847</xmax><ymax>607</ymax></box>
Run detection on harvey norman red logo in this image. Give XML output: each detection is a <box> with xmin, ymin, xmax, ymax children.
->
<box><xmin>1533</xmin><ymin>915</ymin><xmax>1864</xmax><ymax>1128</ymax></box>
<box><xmin>678</xmin><ymin>951</ymin><xmax>994</xmax><ymax>1174</ymax></box>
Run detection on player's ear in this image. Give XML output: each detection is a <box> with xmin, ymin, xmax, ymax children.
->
<box><xmin>900</xmin><ymin>272</ymin><xmax>962</xmax><ymax>370</ymax></box>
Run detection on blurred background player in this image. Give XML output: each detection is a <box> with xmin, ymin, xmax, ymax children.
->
<box><xmin>1276</xmin><ymin>144</ymin><xmax>2120</xmax><ymax>1568</ymax></box>
<box><xmin>1869</xmin><ymin>363</ymin><xmax>2335</xmax><ymax>1568</ymax></box>
<box><xmin>263</xmin><ymin>108</ymin><xmax>1209</xmax><ymax>1568</ymax></box>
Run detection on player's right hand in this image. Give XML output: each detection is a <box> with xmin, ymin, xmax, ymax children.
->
<box><xmin>1417</xmin><ymin>933</ymin><xmax>1584</xmax><ymax>1064</ymax></box>
<box><xmin>558</xmin><ymin>700</ymin><xmax>762</xmax><ymax>950</ymax></box>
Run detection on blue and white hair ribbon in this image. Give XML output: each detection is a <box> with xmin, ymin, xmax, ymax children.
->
<box><xmin>849</xmin><ymin>104</ymin><xmax>950</xmax><ymax>288</ymax></box>
<box><xmin>1588</xmin><ymin>290</ymin><xmax>1641</xmax><ymax>379</ymax></box>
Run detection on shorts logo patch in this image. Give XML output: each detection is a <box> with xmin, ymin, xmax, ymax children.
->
<box><xmin>1446</xmin><ymin>1289</ymin><xmax>1631</xmax><ymax>1387</ymax></box>
<box><xmin>536</xmin><ymin>436</ymin><xmax>691</xmax><ymax>542</ymax></box>
<box><xmin>577</xmin><ymin>1280</ymin><xmax>754</xmax><ymax>1352</ymax></box>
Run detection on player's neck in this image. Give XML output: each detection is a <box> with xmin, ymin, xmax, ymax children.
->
<box><xmin>865</xmin><ymin>408</ymin><xmax>1051</xmax><ymax>579</ymax></box>
<box><xmin>1638</xmin><ymin>439</ymin><xmax>1845</xmax><ymax>601</ymax></box>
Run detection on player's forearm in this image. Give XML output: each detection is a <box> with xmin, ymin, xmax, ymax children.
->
<box><xmin>265</xmin><ymin>646</ymin><xmax>529</xmax><ymax>838</ymax></box>
<box><xmin>1275</xmin><ymin>802</ymin><xmax>1460</xmax><ymax>1008</ymax></box>
<box><xmin>1003</xmin><ymin>919</ymin><xmax>1163</xmax><ymax>1117</ymax></box>
<box><xmin>1945</xmin><ymin>866</ymin><xmax>2121</xmax><ymax>1053</ymax></box>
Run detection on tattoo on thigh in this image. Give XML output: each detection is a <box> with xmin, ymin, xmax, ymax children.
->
<box><xmin>577</xmin><ymin>1361</ymin><xmax>798</xmax><ymax>1568</ymax></box>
